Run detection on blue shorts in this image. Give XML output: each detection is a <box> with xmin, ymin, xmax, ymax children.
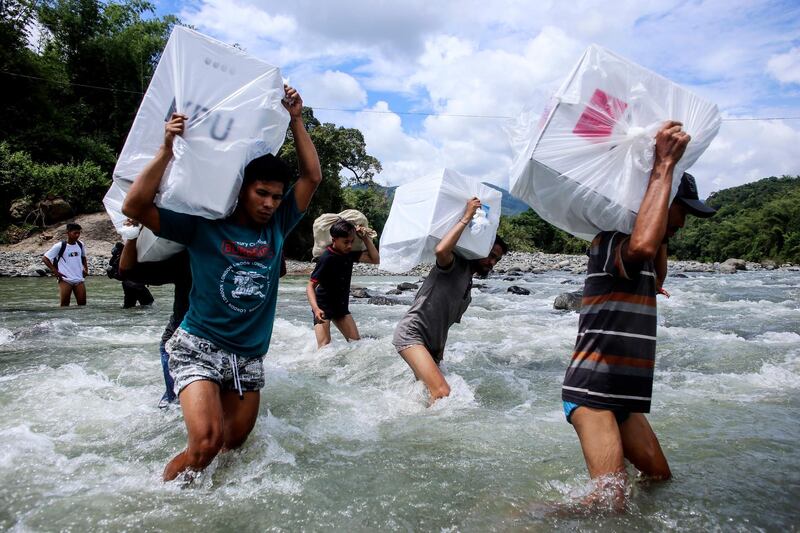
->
<box><xmin>563</xmin><ymin>401</ymin><xmax>631</xmax><ymax>425</ymax></box>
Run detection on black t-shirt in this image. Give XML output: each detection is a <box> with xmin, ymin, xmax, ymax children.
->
<box><xmin>310</xmin><ymin>247</ymin><xmax>362</xmax><ymax>315</ymax></box>
<box><xmin>121</xmin><ymin>251</ymin><xmax>192</xmax><ymax>344</ymax></box>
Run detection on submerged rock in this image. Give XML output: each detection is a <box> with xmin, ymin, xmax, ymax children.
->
<box><xmin>397</xmin><ymin>282</ymin><xmax>419</xmax><ymax>291</ymax></box>
<box><xmin>350</xmin><ymin>287</ymin><xmax>373</xmax><ymax>298</ymax></box>
<box><xmin>368</xmin><ymin>295</ymin><xmax>403</xmax><ymax>306</ymax></box>
<box><xmin>554</xmin><ymin>290</ymin><xmax>583</xmax><ymax>311</ymax></box>
<box><xmin>386</xmin><ymin>289</ymin><xmax>403</xmax><ymax>295</ymax></box>
<box><xmin>507</xmin><ymin>286</ymin><xmax>530</xmax><ymax>295</ymax></box>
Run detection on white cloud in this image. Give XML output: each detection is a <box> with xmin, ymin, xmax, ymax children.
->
<box><xmin>180</xmin><ymin>0</ymin><xmax>295</xmax><ymax>53</ymax></box>
<box><xmin>293</xmin><ymin>70</ymin><xmax>367</xmax><ymax>110</ymax></box>
<box><xmin>174</xmin><ymin>0</ymin><xmax>800</xmax><ymax>194</ymax></box>
<box><xmin>767</xmin><ymin>47</ymin><xmax>800</xmax><ymax>85</ymax></box>
<box><xmin>352</xmin><ymin>102</ymin><xmax>443</xmax><ymax>185</ymax></box>
<box><xmin>691</xmin><ymin>119</ymin><xmax>800</xmax><ymax>195</ymax></box>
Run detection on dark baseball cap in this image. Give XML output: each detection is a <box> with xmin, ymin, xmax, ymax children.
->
<box><xmin>675</xmin><ymin>173</ymin><xmax>716</xmax><ymax>218</ymax></box>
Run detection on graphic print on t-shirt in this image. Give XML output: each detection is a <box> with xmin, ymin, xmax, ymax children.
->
<box><xmin>218</xmin><ymin>238</ymin><xmax>274</xmax><ymax>314</ymax></box>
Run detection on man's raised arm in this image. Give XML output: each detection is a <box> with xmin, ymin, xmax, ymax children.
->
<box><xmin>623</xmin><ymin>121</ymin><xmax>690</xmax><ymax>263</ymax></box>
<box><xmin>122</xmin><ymin>113</ymin><xmax>187</xmax><ymax>234</ymax></box>
<box><xmin>434</xmin><ymin>197</ymin><xmax>481</xmax><ymax>268</ymax></box>
<box><xmin>283</xmin><ymin>85</ymin><xmax>322</xmax><ymax>212</ymax></box>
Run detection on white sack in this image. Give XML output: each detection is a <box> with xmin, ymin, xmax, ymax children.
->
<box><xmin>379</xmin><ymin>169</ymin><xmax>501</xmax><ymax>274</ymax></box>
<box><xmin>104</xmin><ymin>181</ymin><xmax>184</xmax><ymax>261</ymax></box>
<box><xmin>312</xmin><ymin>209</ymin><xmax>377</xmax><ymax>259</ymax></box>
<box><xmin>103</xmin><ymin>25</ymin><xmax>289</xmax><ymax>261</ymax></box>
<box><xmin>508</xmin><ymin>44</ymin><xmax>721</xmax><ymax>241</ymax></box>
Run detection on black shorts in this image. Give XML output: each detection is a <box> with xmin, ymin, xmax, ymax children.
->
<box><xmin>313</xmin><ymin>304</ymin><xmax>350</xmax><ymax>325</ymax></box>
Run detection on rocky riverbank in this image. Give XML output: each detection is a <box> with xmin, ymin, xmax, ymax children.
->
<box><xmin>2</xmin><ymin>212</ymin><xmax>796</xmax><ymax>278</ymax></box>
<box><xmin>2</xmin><ymin>248</ymin><xmax>796</xmax><ymax>279</ymax></box>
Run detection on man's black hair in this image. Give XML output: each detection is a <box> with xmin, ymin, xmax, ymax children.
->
<box><xmin>242</xmin><ymin>153</ymin><xmax>293</xmax><ymax>189</ymax></box>
<box><xmin>330</xmin><ymin>219</ymin><xmax>356</xmax><ymax>239</ymax></box>
<box><xmin>494</xmin><ymin>235</ymin><xmax>508</xmax><ymax>254</ymax></box>
<box><xmin>66</xmin><ymin>223</ymin><xmax>82</xmax><ymax>232</ymax></box>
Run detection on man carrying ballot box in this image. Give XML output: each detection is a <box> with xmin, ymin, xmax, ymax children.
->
<box><xmin>560</xmin><ymin>121</ymin><xmax>716</xmax><ymax>513</ymax></box>
<box><xmin>123</xmin><ymin>85</ymin><xmax>322</xmax><ymax>482</ymax></box>
<box><xmin>393</xmin><ymin>197</ymin><xmax>507</xmax><ymax>405</ymax></box>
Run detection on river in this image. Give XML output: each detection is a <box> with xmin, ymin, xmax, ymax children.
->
<box><xmin>1</xmin><ymin>271</ymin><xmax>798</xmax><ymax>531</ymax></box>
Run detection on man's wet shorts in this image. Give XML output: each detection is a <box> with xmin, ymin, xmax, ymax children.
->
<box><xmin>165</xmin><ymin>328</ymin><xmax>265</xmax><ymax>396</ymax></box>
<box><xmin>563</xmin><ymin>401</ymin><xmax>630</xmax><ymax>425</ymax></box>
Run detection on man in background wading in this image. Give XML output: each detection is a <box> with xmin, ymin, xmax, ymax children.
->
<box><xmin>42</xmin><ymin>222</ymin><xmax>88</xmax><ymax>306</ymax></box>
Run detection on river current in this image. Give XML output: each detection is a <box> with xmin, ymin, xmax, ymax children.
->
<box><xmin>0</xmin><ymin>271</ymin><xmax>798</xmax><ymax>531</ymax></box>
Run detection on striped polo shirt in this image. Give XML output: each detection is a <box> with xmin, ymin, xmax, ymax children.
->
<box><xmin>561</xmin><ymin>231</ymin><xmax>658</xmax><ymax>413</ymax></box>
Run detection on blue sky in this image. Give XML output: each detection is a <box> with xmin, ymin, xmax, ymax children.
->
<box><xmin>151</xmin><ymin>0</ymin><xmax>800</xmax><ymax>196</ymax></box>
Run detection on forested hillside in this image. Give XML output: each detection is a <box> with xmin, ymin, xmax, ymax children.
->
<box><xmin>670</xmin><ymin>176</ymin><xmax>800</xmax><ymax>264</ymax></box>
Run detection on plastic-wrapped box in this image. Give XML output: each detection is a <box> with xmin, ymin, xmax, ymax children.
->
<box><xmin>508</xmin><ymin>44</ymin><xmax>721</xmax><ymax>241</ymax></box>
<box><xmin>379</xmin><ymin>169</ymin><xmax>501</xmax><ymax>273</ymax></box>
<box><xmin>103</xmin><ymin>25</ymin><xmax>289</xmax><ymax>261</ymax></box>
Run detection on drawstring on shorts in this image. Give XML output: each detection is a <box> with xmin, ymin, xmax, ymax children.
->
<box><xmin>229</xmin><ymin>353</ymin><xmax>244</xmax><ymax>400</ymax></box>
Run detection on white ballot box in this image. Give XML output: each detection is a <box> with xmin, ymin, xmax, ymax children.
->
<box><xmin>379</xmin><ymin>169</ymin><xmax>501</xmax><ymax>273</ymax></box>
<box><xmin>104</xmin><ymin>25</ymin><xmax>289</xmax><ymax>261</ymax></box>
<box><xmin>509</xmin><ymin>44</ymin><xmax>720</xmax><ymax>240</ymax></box>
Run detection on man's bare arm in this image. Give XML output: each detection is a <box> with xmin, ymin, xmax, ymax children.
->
<box><xmin>655</xmin><ymin>244</ymin><xmax>668</xmax><ymax>289</ymax></box>
<box><xmin>434</xmin><ymin>198</ymin><xmax>481</xmax><ymax>268</ymax></box>
<box><xmin>283</xmin><ymin>85</ymin><xmax>321</xmax><ymax>212</ymax></box>
<box><xmin>357</xmin><ymin>226</ymin><xmax>380</xmax><ymax>264</ymax></box>
<box><xmin>306</xmin><ymin>281</ymin><xmax>325</xmax><ymax>322</ymax></box>
<box><xmin>122</xmin><ymin>113</ymin><xmax>187</xmax><ymax>234</ymax></box>
<box><xmin>623</xmin><ymin>121</ymin><xmax>690</xmax><ymax>263</ymax></box>
<box><xmin>118</xmin><ymin>238</ymin><xmax>139</xmax><ymax>278</ymax></box>
<box><xmin>42</xmin><ymin>256</ymin><xmax>62</xmax><ymax>281</ymax></box>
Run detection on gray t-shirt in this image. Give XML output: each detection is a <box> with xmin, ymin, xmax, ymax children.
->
<box><xmin>392</xmin><ymin>254</ymin><xmax>474</xmax><ymax>361</ymax></box>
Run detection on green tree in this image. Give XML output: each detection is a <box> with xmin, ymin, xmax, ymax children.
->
<box><xmin>279</xmin><ymin>108</ymin><xmax>384</xmax><ymax>259</ymax></box>
<box><xmin>498</xmin><ymin>208</ymin><xmax>587</xmax><ymax>254</ymax></box>
<box><xmin>2</xmin><ymin>0</ymin><xmax>175</xmax><ymax>168</ymax></box>
<box><xmin>670</xmin><ymin>176</ymin><xmax>800</xmax><ymax>264</ymax></box>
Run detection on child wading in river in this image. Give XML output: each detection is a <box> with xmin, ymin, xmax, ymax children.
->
<box><xmin>306</xmin><ymin>219</ymin><xmax>379</xmax><ymax>348</ymax></box>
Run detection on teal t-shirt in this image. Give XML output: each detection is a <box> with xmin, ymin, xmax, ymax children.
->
<box><xmin>156</xmin><ymin>188</ymin><xmax>303</xmax><ymax>358</ymax></box>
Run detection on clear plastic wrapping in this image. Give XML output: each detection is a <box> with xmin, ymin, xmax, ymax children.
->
<box><xmin>103</xmin><ymin>25</ymin><xmax>289</xmax><ymax>261</ymax></box>
<box><xmin>509</xmin><ymin>44</ymin><xmax>721</xmax><ymax>240</ymax></box>
<box><xmin>379</xmin><ymin>169</ymin><xmax>501</xmax><ymax>273</ymax></box>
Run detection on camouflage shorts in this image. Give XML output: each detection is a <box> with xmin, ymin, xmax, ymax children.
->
<box><xmin>165</xmin><ymin>328</ymin><xmax>265</xmax><ymax>396</ymax></box>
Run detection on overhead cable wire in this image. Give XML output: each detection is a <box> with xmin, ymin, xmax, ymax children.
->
<box><xmin>3</xmin><ymin>70</ymin><xmax>800</xmax><ymax>122</ymax></box>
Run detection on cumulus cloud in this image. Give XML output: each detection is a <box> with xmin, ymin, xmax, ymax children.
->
<box><xmin>767</xmin><ymin>47</ymin><xmax>800</xmax><ymax>85</ymax></box>
<box><xmin>293</xmin><ymin>70</ymin><xmax>367</xmax><ymax>110</ymax></box>
<box><xmin>692</xmin><ymin>119</ymin><xmax>800</xmax><ymax>195</ymax></box>
<box><xmin>176</xmin><ymin>0</ymin><xmax>800</xmax><ymax>192</ymax></box>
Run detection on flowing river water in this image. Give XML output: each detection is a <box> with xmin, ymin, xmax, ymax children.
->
<box><xmin>0</xmin><ymin>271</ymin><xmax>798</xmax><ymax>531</ymax></box>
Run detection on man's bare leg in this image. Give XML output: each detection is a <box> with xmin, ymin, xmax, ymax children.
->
<box><xmin>570</xmin><ymin>406</ymin><xmax>628</xmax><ymax>513</ymax></box>
<box><xmin>314</xmin><ymin>320</ymin><xmax>332</xmax><ymax>348</ymax></box>
<box><xmin>333</xmin><ymin>314</ymin><xmax>360</xmax><ymax>342</ymax></box>
<box><xmin>58</xmin><ymin>281</ymin><xmax>72</xmax><ymax>306</ymax></box>
<box><xmin>220</xmin><ymin>390</ymin><xmax>260</xmax><ymax>451</ymax></box>
<box><xmin>399</xmin><ymin>345</ymin><xmax>450</xmax><ymax>404</ymax></box>
<box><xmin>73</xmin><ymin>282</ymin><xmax>87</xmax><ymax>306</ymax></box>
<box><xmin>620</xmin><ymin>413</ymin><xmax>671</xmax><ymax>480</ymax></box>
<box><xmin>163</xmin><ymin>380</ymin><xmax>224</xmax><ymax>481</ymax></box>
